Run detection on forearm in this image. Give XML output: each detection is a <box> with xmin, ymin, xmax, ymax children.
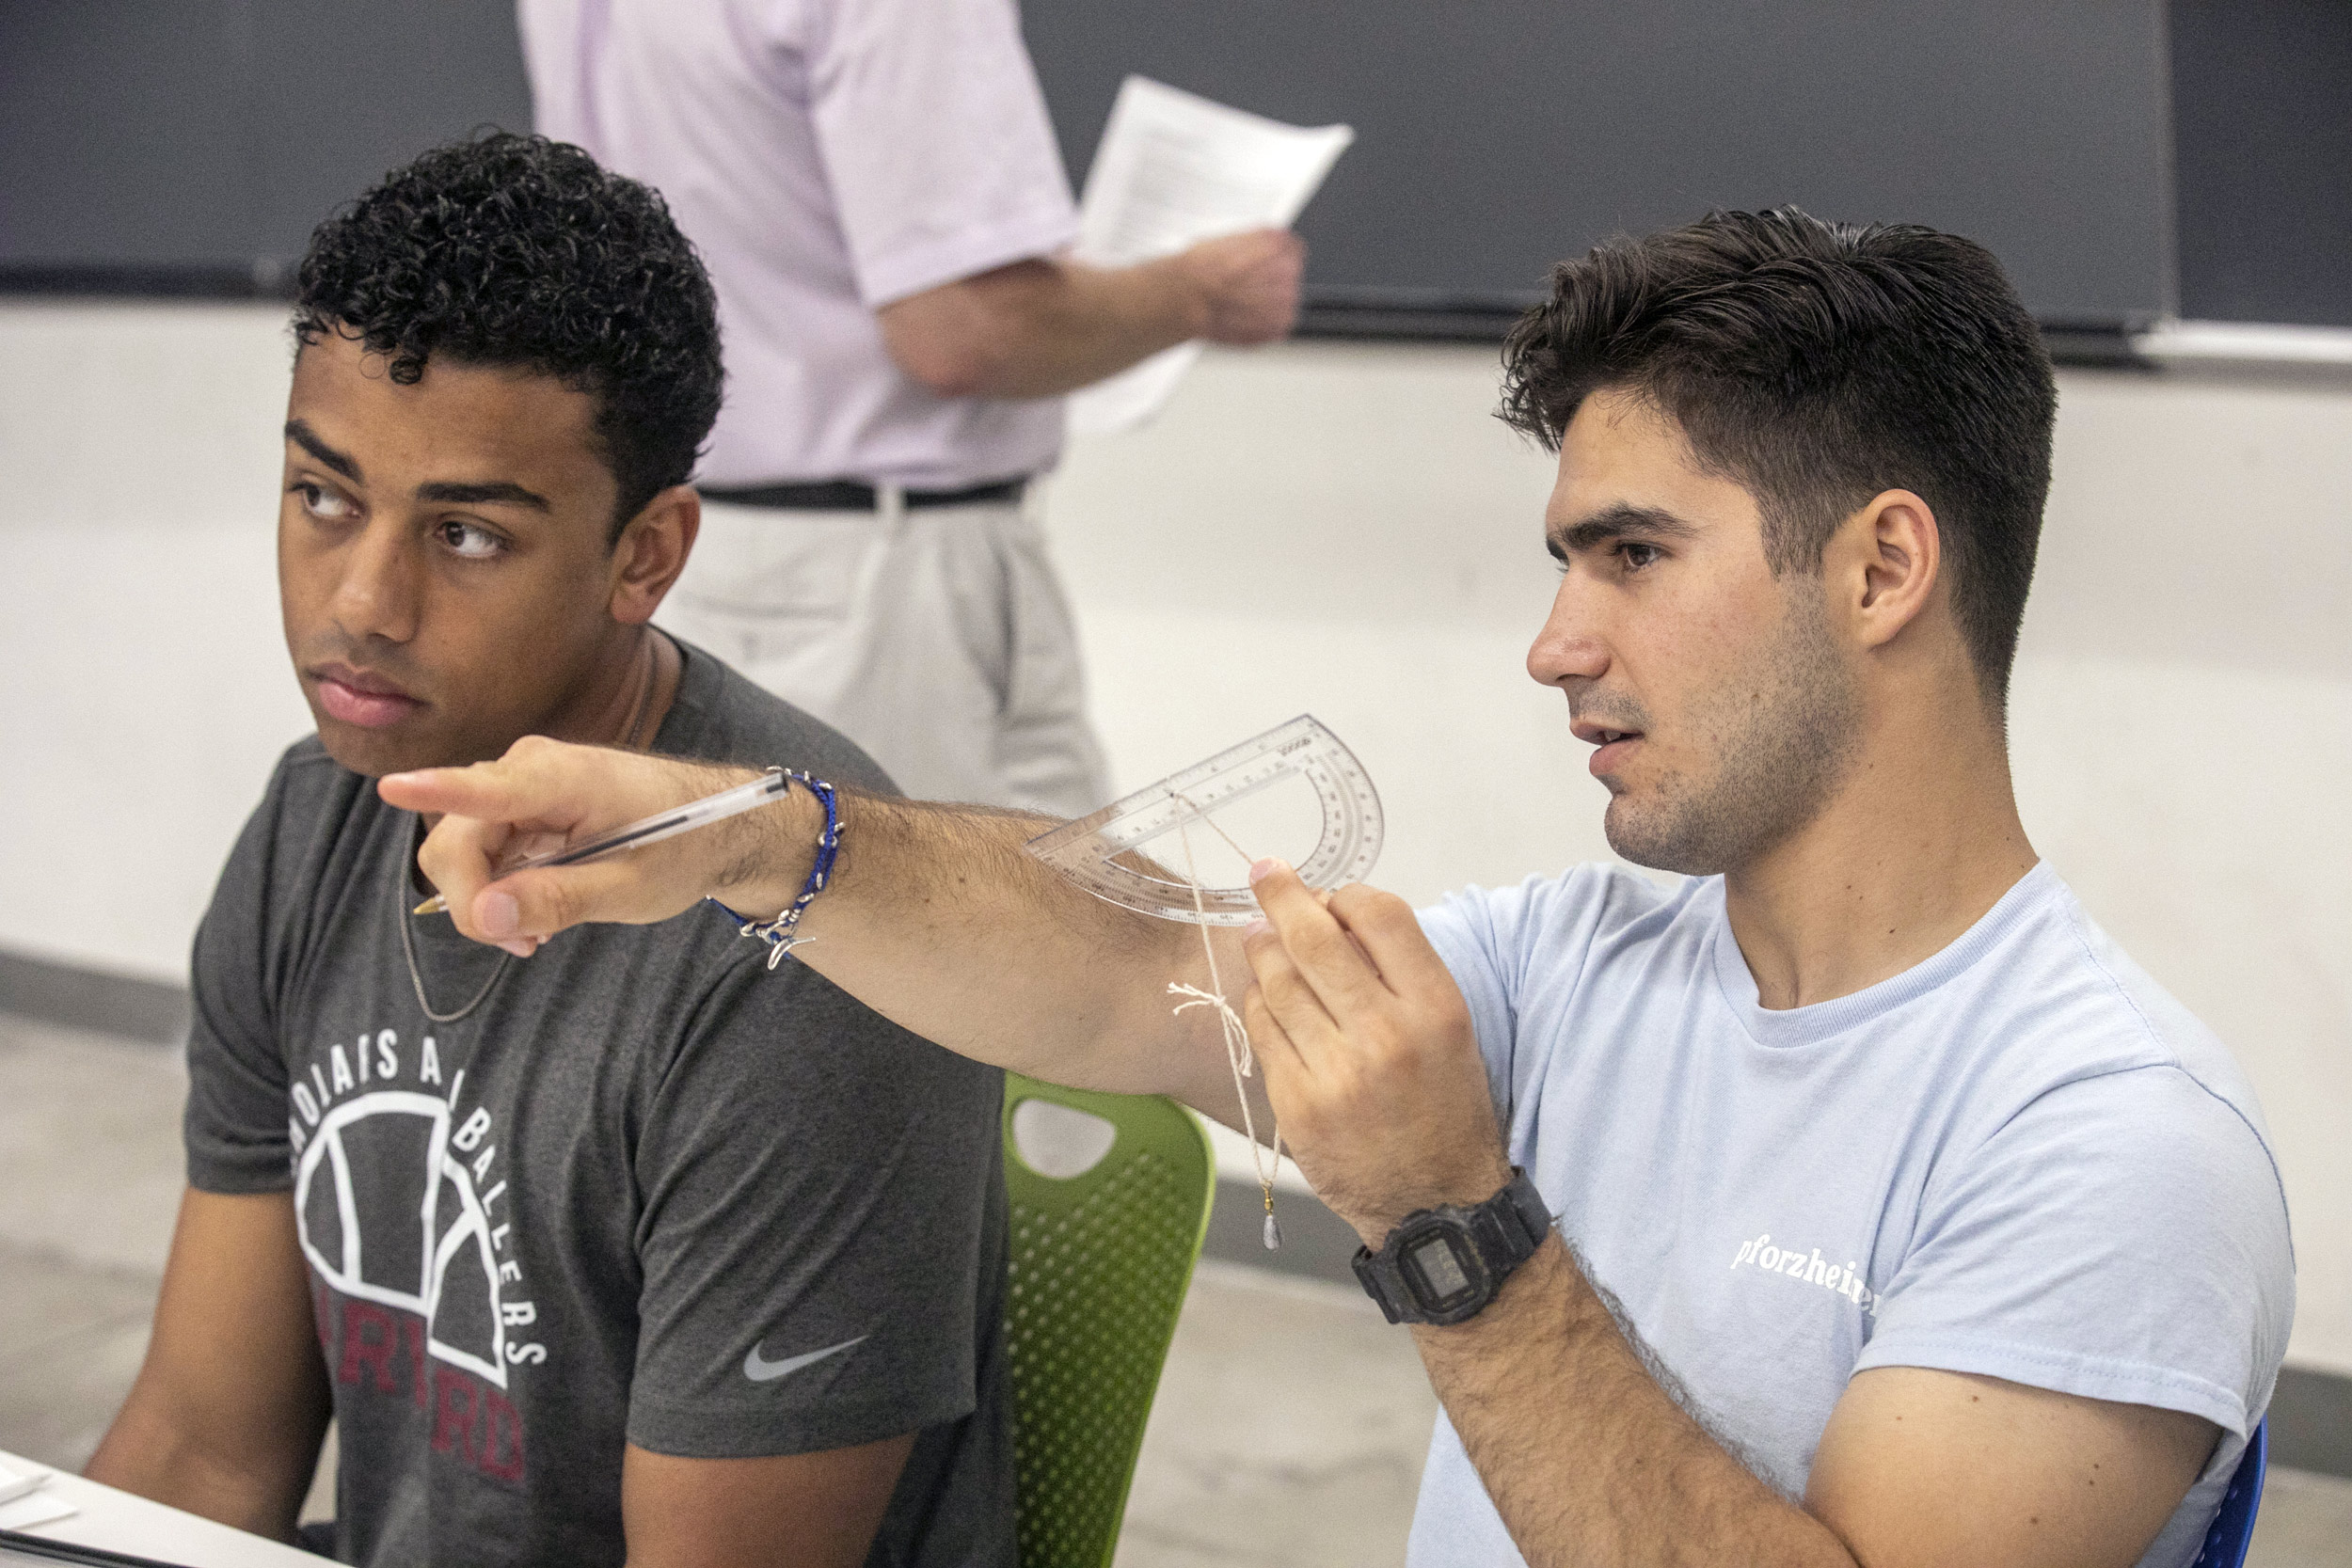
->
<box><xmin>416</xmin><ymin>747</ymin><xmax>1239</xmax><ymax>1105</ymax></box>
<box><xmin>758</xmin><ymin>787</ymin><xmax>1217</xmax><ymax>1092</ymax></box>
<box><xmin>878</xmin><ymin>256</ymin><xmax>1205</xmax><ymax>400</ymax></box>
<box><xmin>1417</xmin><ymin>1236</ymin><xmax>1855</xmax><ymax>1568</ymax></box>
<box><xmin>84</xmin><ymin>1188</ymin><xmax>331</xmax><ymax>1542</ymax></box>
<box><xmin>86</xmin><ymin>1380</ymin><xmax>326</xmax><ymax>1541</ymax></box>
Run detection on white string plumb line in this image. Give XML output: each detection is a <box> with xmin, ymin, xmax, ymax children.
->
<box><xmin>1162</xmin><ymin>794</ymin><xmax>1287</xmax><ymax>1249</ymax></box>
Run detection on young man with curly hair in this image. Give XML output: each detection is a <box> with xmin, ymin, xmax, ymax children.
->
<box><xmin>85</xmin><ymin>135</ymin><xmax>1016</xmax><ymax>1568</ymax></box>
<box><xmin>396</xmin><ymin>210</ymin><xmax>2292</xmax><ymax>1568</ymax></box>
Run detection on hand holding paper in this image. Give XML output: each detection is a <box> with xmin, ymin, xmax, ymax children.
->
<box><xmin>1174</xmin><ymin>229</ymin><xmax>1308</xmax><ymax>344</ymax></box>
<box><xmin>1070</xmin><ymin>77</ymin><xmax>1353</xmax><ymax>436</ymax></box>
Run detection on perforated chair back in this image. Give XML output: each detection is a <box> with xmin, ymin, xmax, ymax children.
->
<box><xmin>999</xmin><ymin>1074</ymin><xmax>1216</xmax><ymax>1568</ymax></box>
<box><xmin>2187</xmin><ymin>1420</ymin><xmax>2268</xmax><ymax>1568</ymax></box>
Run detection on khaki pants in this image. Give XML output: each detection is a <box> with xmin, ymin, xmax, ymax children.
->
<box><xmin>660</xmin><ymin>494</ymin><xmax>1109</xmax><ymax>819</ymax></box>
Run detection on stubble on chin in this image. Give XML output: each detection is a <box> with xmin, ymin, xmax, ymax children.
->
<box><xmin>1600</xmin><ymin>588</ymin><xmax>1860</xmax><ymax>878</ymax></box>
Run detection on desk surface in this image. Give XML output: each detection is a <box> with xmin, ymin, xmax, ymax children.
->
<box><xmin>0</xmin><ymin>1451</ymin><xmax>318</xmax><ymax>1568</ymax></box>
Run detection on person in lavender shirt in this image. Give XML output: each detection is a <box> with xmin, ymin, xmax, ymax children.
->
<box><xmin>520</xmin><ymin>0</ymin><xmax>1305</xmax><ymax>816</ymax></box>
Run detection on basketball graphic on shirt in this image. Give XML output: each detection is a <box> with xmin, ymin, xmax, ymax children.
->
<box><xmin>295</xmin><ymin>1089</ymin><xmax>515</xmax><ymax>1388</ymax></box>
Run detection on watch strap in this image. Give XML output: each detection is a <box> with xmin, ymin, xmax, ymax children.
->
<box><xmin>1467</xmin><ymin>1168</ymin><xmax>1551</xmax><ymax>1275</ymax></box>
<box><xmin>1352</xmin><ymin>1168</ymin><xmax>1551</xmax><ymax>1326</ymax></box>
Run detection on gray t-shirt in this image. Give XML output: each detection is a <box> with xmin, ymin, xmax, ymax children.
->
<box><xmin>183</xmin><ymin>642</ymin><xmax>1014</xmax><ymax>1567</ymax></box>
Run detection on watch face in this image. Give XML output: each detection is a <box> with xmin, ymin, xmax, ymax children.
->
<box><xmin>1402</xmin><ymin>1227</ymin><xmax>1483</xmax><ymax>1312</ymax></box>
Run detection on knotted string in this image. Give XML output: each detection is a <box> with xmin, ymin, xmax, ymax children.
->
<box><xmin>1164</xmin><ymin>794</ymin><xmax>1285</xmax><ymax>1248</ymax></box>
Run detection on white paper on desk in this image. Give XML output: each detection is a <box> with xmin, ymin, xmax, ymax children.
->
<box><xmin>1068</xmin><ymin>77</ymin><xmax>1353</xmax><ymax>437</ymax></box>
<box><xmin>0</xmin><ymin>1458</ymin><xmax>73</xmax><ymax>1533</ymax></box>
<box><xmin>0</xmin><ymin>1490</ymin><xmax>76</xmax><ymax>1531</ymax></box>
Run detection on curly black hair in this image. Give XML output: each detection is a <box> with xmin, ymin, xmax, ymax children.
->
<box><xmin>1500</xmin><ymin>208</ymin><xmax>2056</xmax><ymax>711</ymax></box>
<box><xmin>294</xmin><ymin>132</ymin><xmax>722</xmax><ymax>542</ymax></box>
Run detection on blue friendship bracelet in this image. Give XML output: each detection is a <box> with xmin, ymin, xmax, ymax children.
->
<box><xmin>709</xmin><ymin>768</ymin><xmax>841</xmax><ymax>970</ymax></box>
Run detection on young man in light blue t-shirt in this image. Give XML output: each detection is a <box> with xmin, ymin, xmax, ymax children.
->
<box><xmin>389</xmin><ymin>208</ymin><xmax>2293</xmax><ymax>1568</ymax></box>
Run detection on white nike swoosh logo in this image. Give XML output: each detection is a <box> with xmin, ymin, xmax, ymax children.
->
<box><xmin>742</xmin><ymin>1334</ymin><xmax>866</xmax><ymax>1384</ymax></box>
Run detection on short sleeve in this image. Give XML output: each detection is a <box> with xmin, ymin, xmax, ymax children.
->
<box><xmin>1419</xmin><ymin>868</ymin><xmax>1622</xmax><ymax>1124</ymax></box>
<box><xmin>806</xmin><ymin>0</ymin><xmax>1078</xmax><ymax>306</ymax></box>
<box><xmin>1854</xmin><ymin>1065</ymin><xmax>2294</xmax><ymax>1441</ymax></box>
<box><xmin>1418</xmin><ymin>887</ymin><xmax>1523</xmax><ymax>1113</ymax></box>
<box><xmin>183</xmin><ymin>770</ymin><xmax>297</xmax><ymax>1195</ymax></box>
<box><xmin>626</xmin><ymin>958</ymin><xmax>1007</xmax><ymax>1457</ymax></box>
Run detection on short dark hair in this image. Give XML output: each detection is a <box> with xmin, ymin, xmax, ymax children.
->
<box><xmin>1499</xmin><ymin>207</ymin><xmax>2056</xmax><ymax>709</ymax></box>
<box><xmin>293</xmin><ymin>132</ymin><xmax>722</xmax><ymax>541</ymax></box>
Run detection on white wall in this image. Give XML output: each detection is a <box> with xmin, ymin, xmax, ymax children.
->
<box><xmin>0</xmin><ymin>303</ymin><xmax>313</xmax><ymax>982</ymax></box>
<box><xmin>3</xmin><ymin>303</ymin><xmax>2346</xmax><ymax>1374</ymax></box>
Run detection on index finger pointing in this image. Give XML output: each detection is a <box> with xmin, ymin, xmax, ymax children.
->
<box><xmin>379</xmin><ymin>737</ymin><xmax>605</xmax><ymax>832</ymax></box>
<box><xmin>389</xmin><ymin>738</ymin><xmax>739</xmax><ymax>943</ymax></box>
<box><xmin>379</xmin><ymin>764</ymin><xmax>538</xmax><ymax>827</ymax></box>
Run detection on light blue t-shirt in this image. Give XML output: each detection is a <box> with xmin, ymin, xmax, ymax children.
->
<box><xmin>1411</xmin><ymin>862</ymin><xmax>2293</xmax><ymax>1568</ymax></box>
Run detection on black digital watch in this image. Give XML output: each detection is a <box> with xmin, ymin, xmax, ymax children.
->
<box><xmin>1351</xmin><ymin>1168</ymin><xmax>1552</xmax><ymax>1326</ymax></box>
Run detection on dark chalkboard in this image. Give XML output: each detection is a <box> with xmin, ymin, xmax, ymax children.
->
<box><xmin>1021</xmin><ymin>0</ymin><xmax>2176</xmax><ymax>328</ymax></box>
<box><xmin>2169</xmin><ymin>0</ymin><xmax>2352</xmax><ymax>329</ymax></box>
<box><xmin>5</xmin><ymin>0</ymin><xmax>2344</xmax><ymax>333</ymax></box>
<box><xmin>0</xmin><ymin>0</ymin><xmax>532</xmax><ymax>286</ymax></box>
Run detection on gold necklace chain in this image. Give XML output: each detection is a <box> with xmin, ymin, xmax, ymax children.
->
<box><xmin>395</xmin><ymin>635</ymin><xmax>657</xmax><ymax>1024</ymax></box>
<box><xmin>399</xmin><ymin>854</ymin><xmax>510</xmax><ymax>1023</ymax></box>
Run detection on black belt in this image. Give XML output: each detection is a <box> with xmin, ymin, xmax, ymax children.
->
<box><xmin>699</xmin><ymin>477</ymin><xmax>1027</xmax><ymax>512</ymax></box>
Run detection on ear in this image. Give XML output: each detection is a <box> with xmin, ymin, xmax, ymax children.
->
<box><xmin>1827</xmin><ymin>488</ymin><xmax>1941</xmax><ymax>653</ymax></box>
<box><xmin>606</xmin><ymin>485</ymin><xmax>701</xmax><ymax>626</ymax></box>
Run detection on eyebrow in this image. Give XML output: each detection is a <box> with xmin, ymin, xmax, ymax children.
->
<box><xmin>415</xmin><ymin>479</ymin><xmax>552</xmax><ymax>513</ymax></box>
<box><xmin>285</xmin><ymin>420</ymin><xmax>551</xmax><ymax>513</ymax></box>
<box><xmin>284</xmin><ymin>420</ymin><xmax>360</xmax><ymax>482</ymax></box>
<box><xmin>1548</xmin><ymin>503</ymin><xmax>1701</xmax><ymax>560</ymax></box>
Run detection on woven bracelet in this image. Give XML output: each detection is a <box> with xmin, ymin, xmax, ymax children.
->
<box><xmin>708</xmin><ymin>768</ymin><xmax>841</xmax><ymax>970</ymax></box>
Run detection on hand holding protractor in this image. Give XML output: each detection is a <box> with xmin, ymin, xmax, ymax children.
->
<box><xmin>1025</xmin><ymin>715</ymin><xmax>1384</xmax><ymax>923</ymax></box>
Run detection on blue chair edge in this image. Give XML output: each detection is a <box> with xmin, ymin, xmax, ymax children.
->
<box><xmin>2189</xmin><ymin>1418</ymin><xmax>2267</xmax><ymax>1568</ymax></box>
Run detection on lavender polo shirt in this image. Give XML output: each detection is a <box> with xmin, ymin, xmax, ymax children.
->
<box><xmin>519</xmin><ymin>0</ymin><xmax>1078</xmax><ymax>488</ymax></box>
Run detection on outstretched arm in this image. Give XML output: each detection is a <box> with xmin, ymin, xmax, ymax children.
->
<box><xmin>382</xmin><ymin>738</ymin><xmax>1260</xmax><ymax>1123</ymax></box>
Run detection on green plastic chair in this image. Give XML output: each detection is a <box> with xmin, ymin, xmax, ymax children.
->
<box><xmin>999</xmin><ymin>1073</ymin><xmax>1216</xmax><ymax>1568</ymax></box>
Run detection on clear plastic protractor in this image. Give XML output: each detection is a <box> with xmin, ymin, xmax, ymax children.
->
<box><xmin>1024</xmin><ymin>715</ymin><xmax>1385</xmax><ymax>925</ymax></box>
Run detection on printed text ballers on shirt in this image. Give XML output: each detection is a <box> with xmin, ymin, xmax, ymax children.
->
<box><xmin>287</xmin><ymin>1025</ymin><xmax>543</xmax><ymax>1488</ymax></box>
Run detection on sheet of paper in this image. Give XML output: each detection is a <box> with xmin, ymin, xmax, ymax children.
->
<box><xmin>0</xmin><ymin>1458</ymin><xmax>72</xmax><ymax>1534</ymax></box>
<box><xmin>0</xmin><ymin>1491</ymin><xmax>78</xmax><ymax>1531</ymax></box>
<box><xmin>1068</xmin><ymin>77</ymin><xmax>1353</xmax><ymax>437</ymax></box>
